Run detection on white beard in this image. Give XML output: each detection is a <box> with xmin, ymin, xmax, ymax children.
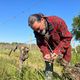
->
<box><xmin>37</xmin><ymin>29</ymin><xmax>46</xmax><ymax>35</ymax></box>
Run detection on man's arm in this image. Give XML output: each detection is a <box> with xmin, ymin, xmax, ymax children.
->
<box><xmin>53</xmin><ymin>21</ymin><xmax>72</xmax><ymax>55</ymax></box>
<box><xmin>34</xmin><ymin>31</ymin><xmax>51</xmax><ymax>57</ymax></box>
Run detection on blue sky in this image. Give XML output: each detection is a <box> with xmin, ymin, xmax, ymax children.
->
<box><xmin>0</xmin><ymin>0</ymin><xmax>80</xmax><ymax>44</ymax></box>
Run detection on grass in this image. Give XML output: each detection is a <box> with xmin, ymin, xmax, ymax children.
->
<box><xmin>0</xmin><ymin>45</ymin><xmax>80</xmax><ymax>80</ymax></box>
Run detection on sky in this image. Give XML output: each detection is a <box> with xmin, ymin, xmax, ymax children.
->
<box><xmin>0</xmin><ymin>0</ymin><xmax>80</xmax><ymax>45</ymax></box>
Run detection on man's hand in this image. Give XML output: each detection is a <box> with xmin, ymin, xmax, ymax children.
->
<box><xmin>51</xmin><ymin>53</ymin><xmax>58</xmax><ymax>60</ymax></box>
<box><xmin>44</xmin><ymin>53</ymin><xmax>58</xmax><ymax>62</ymax></box>
<box><xmin>44</xmin><ymin>54</ymin><xmax>51</xmax><ymax>61</ymax></box>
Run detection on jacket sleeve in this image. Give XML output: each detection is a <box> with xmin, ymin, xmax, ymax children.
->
<box><xmin>53</xmin><ymin>21</ymin><xmax>72</xmax><ymax>55</ymax></box>
<box><xmin>34</xmin><ymin>31</ymin><xmax>50</xmax><ymax>57</ymax></box>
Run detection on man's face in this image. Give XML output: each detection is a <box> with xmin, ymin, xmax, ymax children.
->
<box><xmin>31</xmin><ymin>18</ymin><xmax>46</xmax><ymax>33</ymax></box>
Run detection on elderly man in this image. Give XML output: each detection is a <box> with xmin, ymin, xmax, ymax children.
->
<box><xmin>28</xmin><ymin>13</ymin><xmax>72</xmax><ymax>79</ymax></box>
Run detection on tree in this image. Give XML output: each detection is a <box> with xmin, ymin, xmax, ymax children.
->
<box><xmin>72</xmin><ymin>15</ymin><xmax>80</xmax><ymax>40</ymax></box>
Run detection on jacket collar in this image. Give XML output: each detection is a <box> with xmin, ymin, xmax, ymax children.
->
<box><xmin>46</xmin><ymin>18</ymin><xmax>54</xmax><ymax>33</ymax></box>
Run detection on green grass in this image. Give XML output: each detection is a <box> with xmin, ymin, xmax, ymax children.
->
<box><xmin>71</xmin><ymin>51</ymin><xmax>80</xmax><ymax>65</ymax></box>
<box><xmin>0</xmin><ymin>46</ymin><xmax>80</xmax><ymax>80</ymax></box>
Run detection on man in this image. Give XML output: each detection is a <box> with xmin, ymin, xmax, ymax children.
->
<box><xmin>28</xmin><ymin>13</ymin><xmax>72</xmax><ymax>79</ymax></box>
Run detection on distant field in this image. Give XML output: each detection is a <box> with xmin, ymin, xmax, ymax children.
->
<box><xmin>0</xmin><ymin>43</ymin><xmax>80</xmax><ymax>80</ymax></box>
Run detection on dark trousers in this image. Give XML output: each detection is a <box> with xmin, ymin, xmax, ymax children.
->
<box><xmin>45</xmin><ymin>61</ymin><xmax>53</xmax><ymax>72</ymax></box>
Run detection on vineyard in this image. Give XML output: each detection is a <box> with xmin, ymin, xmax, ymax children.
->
<box><xmin>0</xmin><ymin>43</ymin><xmax>80</xmax><ymax>80</ymax></box>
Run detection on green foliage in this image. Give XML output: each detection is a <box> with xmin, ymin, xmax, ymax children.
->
<box><xmin>0</xmin><ymin>44</ymin><xmax>80</xmax><ymax>80</ymax></box>
<box><xmin>72</xmin><ymin>15</ymin><xmax>80</xmax><ymax>28</ymax></box>
<box><xmin>72</xmin><ymin>15</ymin><xmax>80</xmax><ymax>40</ymax></box>
<box><xmin>71</xmin><ymin>46</ymin><xmax>80</xmax><ymax>64</ymax></box>
<box><xmin>0</xmin><ymin>56</ymin><xmax>18</xmax><ymax>80</ymax></box>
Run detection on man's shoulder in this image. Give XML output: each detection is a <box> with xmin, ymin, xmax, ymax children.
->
<box><xmin>47</xmin><ymin>16</ymin><xmax>61</xmax><ymax>18</ymax></box>
<box><xmin>47</xmin><ymin>16</ymin><xmax>64</xmax><ymax>22</ymax></box>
